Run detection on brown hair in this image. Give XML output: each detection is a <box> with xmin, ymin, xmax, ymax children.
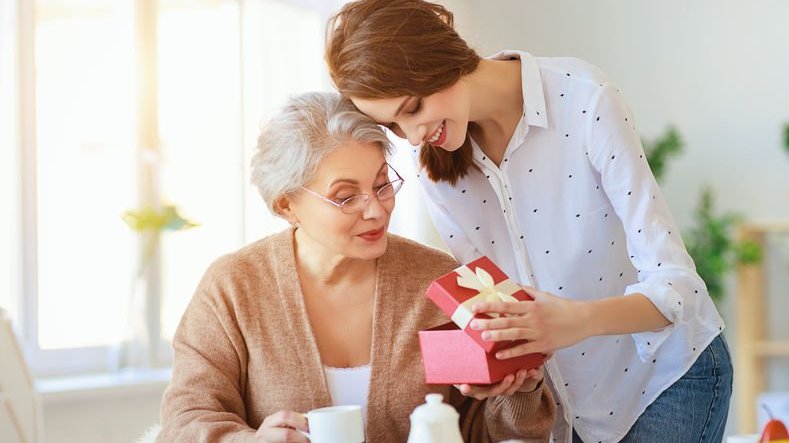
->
<box><xmin>325</xmin><ymin>0</ymin><xmax>481</xmax><ymax>185</ymax></box>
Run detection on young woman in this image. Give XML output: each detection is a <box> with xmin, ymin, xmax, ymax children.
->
<box><xmin>157</xmin><ymin>92</ymin><xmax>554</xmax><ymax>443</ymax></box>
<box><xmin>325</xmin><ymin>2</ymin><xmax>732</xmax><ymax>442</ymax></box>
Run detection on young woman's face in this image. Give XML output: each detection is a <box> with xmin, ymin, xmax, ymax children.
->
<box><xmin>286</xmin><ymin>141</ymin><xmax>396</xmax><ymax>260</ymax></box>
<box><xmin>351</xmin><ymin>80</ymin><xmax>471</xmax><ymax>152</ymax></box>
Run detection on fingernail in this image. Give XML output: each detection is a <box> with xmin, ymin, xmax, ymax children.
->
<box><xmin>496</xmin><ymin>352</ymin><xmax>505</xmax><ymax>359</ymax></box>
<box><xmin>481</xmin><ymin>331</ymin><xmax>491</xmax><ymax>340</ymax></box>
<box><xmin>470</xmin><ymin>320</ymin><xmax>480</xmax><ymax>330</ymax></box>
<box><xmin>472</xmin><ymin>304</ymin><xmax>481</xmax><ymax>312</ymax></box>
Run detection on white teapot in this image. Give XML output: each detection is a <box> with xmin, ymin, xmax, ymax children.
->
<box><xmin>406</xmin><ymin>393</ymin><xmax>464</xmax><ymax>443</ymax></box>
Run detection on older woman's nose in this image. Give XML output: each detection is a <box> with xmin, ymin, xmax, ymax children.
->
<box><xmin>361</xmin><ymin>193</ymin><xmax>388</xmax><ymax>219</ymax></box>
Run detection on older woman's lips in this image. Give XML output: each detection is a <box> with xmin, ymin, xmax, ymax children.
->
<box><xmin>358</xmin><ymin>227</ymin><xmax>385</xmax><ymax>241</ymax></box>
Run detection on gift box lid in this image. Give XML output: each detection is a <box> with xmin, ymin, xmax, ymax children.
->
<box><xmin>426</xmin><ymin>256</ymin><xmax>532</xmax><ymax>353</ymax></box>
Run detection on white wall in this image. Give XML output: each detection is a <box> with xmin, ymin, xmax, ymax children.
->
<box><xmin>456</xmin><ymin>0</ymin><xmax>789</xmax><ymax>227</ymax></box>
<box><xmin>447</xmin><ymin>0</ymin><xmax>789</xmax><ymax>435</ymax></box>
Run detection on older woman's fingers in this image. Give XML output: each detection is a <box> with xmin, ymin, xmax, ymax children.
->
<box><xmin>458</xmin><ymin>374</ymin><xmax>515</xmax><ymax>400</ymax></box>
<box><xmin>256</xmin><ymin>427</ymin><xmax>310</xmax><ymax>443</ymax></box>
<box><xmin>261</xmin><ymin>410</ymin><xmax>308</xmax><ymax>432</ymax></box>
<box><xmin>503</xmin><ymin>370</ymin><xmax>528</xmax><ymax>396</ymax></box>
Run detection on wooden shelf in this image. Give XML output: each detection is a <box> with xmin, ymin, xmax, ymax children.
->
<box><xmin>753</xmin><ymin>340</ymin><xmax>789</xmax><ymax>357</ymax></box>
<box><xmin>735</xmin><ymin>220</ymin><xmax>789</xmax><ymax>433</ymax></box>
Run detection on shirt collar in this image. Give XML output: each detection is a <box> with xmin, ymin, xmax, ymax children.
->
<box><xmin>486</xmin><ymin>50</ymin><xmax>548</xmax><ymax>129</ymax></box>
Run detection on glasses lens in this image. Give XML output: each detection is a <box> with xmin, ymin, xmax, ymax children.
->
<box><xmin>377</xmin><ymin>179</ymin><xmax>403</xmax><ymax>200</ymax></box>
<box><xmin>340</xmin><ymin>195</ymin><xmax>370</xmax><ymax>214</ymax></box>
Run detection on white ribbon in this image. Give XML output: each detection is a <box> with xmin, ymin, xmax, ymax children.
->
<box><xmin>450</xmin><ymin>265</ymin><xmax>522</xmax><ymax>329</ymax></box>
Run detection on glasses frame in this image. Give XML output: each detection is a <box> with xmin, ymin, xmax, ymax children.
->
<box><xmin>300</xmin><ymin>164</ymin><xmax>404</xmax><ymax>214</ymax></box>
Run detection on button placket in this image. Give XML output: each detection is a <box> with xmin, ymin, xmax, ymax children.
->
<box><xmin>499</xmin><ymin>172</ymin><xmax>537</xmax><ymax>287</ymax></box>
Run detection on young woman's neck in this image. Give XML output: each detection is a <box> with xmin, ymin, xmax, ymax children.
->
<box><xmin>293</xmin><ymin>227</ymin><xmax>375</xmax><ymax>287</ymax></box>
<box><xmin>465</xmin><ymin>58</ymin><xmax>524</xmax><ymax>164</ymax></box>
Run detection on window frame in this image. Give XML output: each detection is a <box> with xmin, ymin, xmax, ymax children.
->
<box><xmin>10</xmin><ymin>0</ymin><xmax>340</xmax><ymax>378</ymax></box>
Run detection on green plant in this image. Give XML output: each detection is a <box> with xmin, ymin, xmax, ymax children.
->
<box><xmin>783</xmin><ymin>123</ymin><xmax>789</xmax><ymax>156</ymax></box>
<box><xmin>683</xmin><ymin>187</ymin><xmax>761</xmax><ymax>302</ymax></box>
<box><xmin>643</xmin><ymin>127</ymin><xmax>761</xmax><ymax>303</ymax></box>
<box><xmin>117</xmin><ymin>204</ymin><xmax>198</xmax><ymax>368</ymax></box>
<box><xmin>642</xmin><ymin>126</ymin><xmax>683</xmax><ymax>182</ymax></box>
<box><xmin>122</xmin><ymin>204</ymin><xmax>199</xmax><ymax>274</ymax></box>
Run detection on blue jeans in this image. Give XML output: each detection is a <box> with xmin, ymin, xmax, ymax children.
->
<box><xmin>573</xmin><ymin>334</ymin><xmax>733</xmax><ymax>443</ymax></box>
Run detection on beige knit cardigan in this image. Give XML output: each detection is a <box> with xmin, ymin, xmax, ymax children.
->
<box><xmin>157</xmin><ymin>229</ymin><xmax>554</xmax><ymax>442</ymax></box>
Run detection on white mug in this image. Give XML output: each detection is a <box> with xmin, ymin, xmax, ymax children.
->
<box><xmin>300</xmin><ymin>405</ymin><xmax>365</xmax><ymax>443</ymax></box>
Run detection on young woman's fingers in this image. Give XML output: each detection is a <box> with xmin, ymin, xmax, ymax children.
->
<box><xmin>495</xmin><ymin>341</ymin><xmax>551</xmax><ymax>359</ymax></box>
<box><xmin>469</xmin><ymin>316</ymin><xmax>524</xmax><ymax>331</ymax></box>
<box><xmin>482</xmin><ymin>327</ymin><xmax>538</xmax><ymax>342</ymax></box>
<box><xmin>471</xmin><ymin>301</ymin><xmax>531</xmax><ymax>316</ymax></box>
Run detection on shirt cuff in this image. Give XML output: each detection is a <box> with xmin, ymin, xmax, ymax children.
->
<box><xmin>624</xmin><ymin>282</ymin><xmax>684</xmax><ymax>361</ymax></box>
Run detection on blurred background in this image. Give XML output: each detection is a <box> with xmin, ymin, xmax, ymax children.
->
<box><xmin>0</xmin><ymin>0</ymin><xmax>787</xmax><ymax>442</ymax></box>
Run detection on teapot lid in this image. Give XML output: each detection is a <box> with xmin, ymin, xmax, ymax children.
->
<box><xmin>410</xmin><ymin>393</ymin><xmax>459</xmax><ymax>423</ymax></box>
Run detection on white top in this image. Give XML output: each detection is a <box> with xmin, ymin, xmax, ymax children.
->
<box><xmin>324</xmin><ymin>365</ymin><xmax>371</xmax><ymax>414</ymax></box>
<box><xmin>409</xmin><ymin>50</ymin><xmax>724</xmax><ymax>443</ymax></box>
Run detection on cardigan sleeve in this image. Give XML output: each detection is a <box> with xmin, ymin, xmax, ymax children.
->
<box><xmin>450</xmin><ymin>384</ymin><xmax>555</xmax><ymax>442</ymax></box>
<box><xmin>157</xmin><ymin>267</ymin><xmax>257</xmax><ymax>443</ymax></box>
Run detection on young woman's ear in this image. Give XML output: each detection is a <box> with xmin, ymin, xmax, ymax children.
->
<box><xmin>273</xmin><ymin>194</ymin><xmax>300</xmax><ymax>227</ymax></box>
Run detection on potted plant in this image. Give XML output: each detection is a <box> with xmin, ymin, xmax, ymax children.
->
<box><xmin>642</xmin><ymin>128</ymin><xmax>761</xmax><ymax>303</ymax></box>
<box><xmin>117</xmin><ymin>204</ymin><xmax>198</xmax><ymax>369</ymax></box>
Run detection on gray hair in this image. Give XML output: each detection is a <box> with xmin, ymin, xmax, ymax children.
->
<box><xmin>251</xmin><ymin>92</ymin><xmax>393</xmax><ymax>214</ymax></box>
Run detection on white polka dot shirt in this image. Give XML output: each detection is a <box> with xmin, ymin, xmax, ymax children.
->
<box><xmin>410</xmin><ymin>51</ymin><xmax>725</xmax><ymax>443</ymax></box>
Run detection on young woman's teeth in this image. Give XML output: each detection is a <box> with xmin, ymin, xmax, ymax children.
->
<box><xmin>428</xmin><ymin>122</ymin><xmax>444</xmax><ymax>143</ymax></box>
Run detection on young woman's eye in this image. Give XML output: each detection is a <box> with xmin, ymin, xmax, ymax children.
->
<box><xmin>408</xmin><ymin>99</ymin><xmax>422</xmax><ymax>114</ymax></box>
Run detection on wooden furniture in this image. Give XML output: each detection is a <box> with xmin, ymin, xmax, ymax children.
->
<box><xmin>736</xmin><ymin>220</ymin><xmax>789</xmax><ymax>433</ymax></box>
<box><xmin>0</xmin><ymin>308</ymin><xmax>43</xmax><ymax>443</ymax></box>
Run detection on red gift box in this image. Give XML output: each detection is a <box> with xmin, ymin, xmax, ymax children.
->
<box><xmin>426</xmin><ymin>256</ymin><xmax>531</xmax><ymax>352</ymax></box>
<box><xmin>419</xmin><ymin>323</ymin><xmax>545</xmax><ymax>385</ymax></box>
<box><xmin>419</xmin><ymin>256</ymin><xmax>545</xmax><ymax>384</ymax></box>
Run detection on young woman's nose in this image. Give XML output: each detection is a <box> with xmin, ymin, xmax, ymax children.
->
<box><xmin>405</xmin><ymin>123</ymin><xmax>427</xmax><ymax>146</ymax></box>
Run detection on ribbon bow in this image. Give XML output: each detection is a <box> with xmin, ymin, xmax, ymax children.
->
<box><xmin>450</xmin><ymin>265</ymin><xmax>521</xmax><ymax>329</ymax></box>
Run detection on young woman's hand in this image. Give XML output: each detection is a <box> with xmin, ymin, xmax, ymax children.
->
<box><xmin>256</xmin><ymin>410</ymin><xmax>309</xmax><ymax>442</ymax></box>
<box><xmin>454</xmin><ymin>366</ymin><xmax>545</xmax><ymax>400</ymax></box>
<box><xmin>470</xmin><ymin>286</ymin><xmax>595</xmax><ymax>358</ymax></box>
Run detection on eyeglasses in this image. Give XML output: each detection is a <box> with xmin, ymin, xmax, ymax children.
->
<box><xmin>300</xmin><ymin>165</ymin><xmax>404</xmax><ymax>214</ymax></box>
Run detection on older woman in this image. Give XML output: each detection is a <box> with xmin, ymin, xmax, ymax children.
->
<box><xmin>157</xmin><ymin>92</ymin><xmax>555</xmax><ymax>443</ymax></box>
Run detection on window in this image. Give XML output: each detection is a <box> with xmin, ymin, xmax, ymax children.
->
<box><xmin>4</xmin><ymin>0</ymin><xmax>336</xmax><ymax>377</ymax></box>
<box><xmin>1</xmin><ymin>0</ymin><xmax>20</xmax><ymax>328</ymax></box>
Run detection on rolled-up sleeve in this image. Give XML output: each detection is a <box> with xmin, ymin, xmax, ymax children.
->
<box><xmin>586</xmin><ymin>83</ymin><xmax>718</xmax><ymax>361</ymax></box>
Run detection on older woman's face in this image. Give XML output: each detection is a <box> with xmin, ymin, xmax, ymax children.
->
<box><xmin>289</xmin><ymin>141</ymin><xmax>395</xmax><ymax>260</ymax></box>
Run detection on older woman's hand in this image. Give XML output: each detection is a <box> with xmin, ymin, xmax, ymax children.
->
<box><xmin>256</xmin><ymin>410</ymin><xmax>309</xmax><ymax>442</ymax></box>
<box><xmin>454</xmin><ymin>366</ymin><xmax>545</xmax><ymax>400</ymax></box>
<box><xmin>470</xmin><ymin>286</ymin><xmax>593</xmax><ymax>358</ymax></box>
